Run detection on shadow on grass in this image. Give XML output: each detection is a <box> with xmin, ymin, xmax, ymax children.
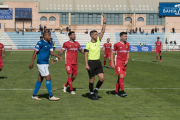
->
<box><xmin>0</xmin><ymin>76</ymin><xmax>7</xmax><ymax>79</ymax></box>
<box><xmin>82</xmin><ymin>93</ymin><xmax>102</xmax><ymax>100</ymax></box>
<box><xmin>38</xmin><ymin>94</ymin><xmax>49</xmax><ymax>100</ymax></box>
<box><xmin>106</xmin><ymin>90</ymin><xmax>126</xmax><ymax>98</ymax></box>
<box><xmin>152</xmin><ymin>61</ymin><xmax>158</xmax><ymax>62</ymax></box>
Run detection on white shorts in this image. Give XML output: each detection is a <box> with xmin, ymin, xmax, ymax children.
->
<box><xmin>37</xmin><ymin>64</ymin><xmax>49</xmax><ymax>77</ymax></box>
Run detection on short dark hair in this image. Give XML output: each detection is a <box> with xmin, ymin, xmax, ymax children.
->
<box><xmin>157</xmin><ymin>37</ymin><xmax>160</xmax><ymax>39</ymax></box>
<box><xmin>51</xmin><ymin>38</ymin><xmax>53</xmax><ymax>40</ymax></box>
<box><xmin>68</xmin><ymin>31</ymin><xmax>75</xmax><ymax>36</ymax></box>
<box><xmin>40</xmin><ymin>36</ymin><xmax>43</xmax><ymax>38</ymax></box>
<box><xmin>43</xmin><ymin>31</ymin><xmax>51</xmax><ymax>37</ymax></box>
<box><xmin>90</xmin><ymin>30</ymin><xmax>97</xmax><ymax>36</ymax></box>
<box><xmin>107</xmin><ymin>38</ymin><xmax>110</xmax><ymax>40</ymax></box>
<box><xmin>120</xmin><ymin>32</ymin><xmax>127</xmax><ymax>37</ymax></box>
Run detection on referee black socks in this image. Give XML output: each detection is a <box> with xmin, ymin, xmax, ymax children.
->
<box><xmin>94</xmin><ymin>80</ymin><xmax>103</xmax><ymax>92</ymax></box>
<box><xmin>89</xmin><ymin>82</ymin><xmax>94</xmax><ymax>95</ymax></box>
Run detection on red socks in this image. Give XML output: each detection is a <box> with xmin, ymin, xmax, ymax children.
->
<box><xmin>156</xmin><ymin>56</ymin><xmax>158</xmax><ymax>61</ymax></box>
<box><xmin>68</xmin><ymin>78</ymin><xmax>73</xmax><ymax>91</ymax></box>
<box><xmin>119</xmin><ymin>78</ymin><xmax>124</xmax><ymax>91</ymax></box>
<box><xmin>109</xmin><ymin>60</ymin><xmax>111</xmax><ymax>67</ymax></box>
<box><xmin>115</xmin><ymin>82</ymin><xmax>120</xmax><ymax>93</ymax></box>
<box><xmin>104</xmin><ymin>60</ymin><xmax>106</xmax><ymax>66</ymax></box>
<box><xmin>66</xmin><ymin>78</ymin><xmax>75</xmax><ymax>87</ymax></box>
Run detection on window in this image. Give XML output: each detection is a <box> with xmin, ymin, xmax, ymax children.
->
<box><xmin>146</xmin><ymin>13</ymin><xmax>165</xmax><ymax>25</ymax></box>
<box><xmin>104</xmin><ymin>13</ymin><xmax>123</xmax><ymax>25</ymax></box>
<box><xmin>60</xmin><ymin>13</ymin><xmax>69</xmax><ymax>25</ymax></box>
<box><xmin>49</xmin><ymin>16</ymin><xmax>56</xmax><ymax>21</ymax></box>
<box><xmin>137</xmin><ymin>17</ymin><xmax>144</xmax><ymax>21</ymax></box>
<box><xmin>125</xmin><ymin>17</ymin><xmax>132</xmax><ymax>21</ymax></box>
<box><xmin>40</xmin><ymin>16</ymin><xmax>47</xmax><ymax>21</ymax></box>
<box><xmin>71</xmin><ymin>13</ymin><xmax>101</xmax><ymax>25</ymax></box>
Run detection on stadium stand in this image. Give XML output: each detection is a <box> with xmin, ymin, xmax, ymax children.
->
<box><xmin>5</xmin><ymin>32</ymin><xmax>61</xmax><ymax>49</ymax></box>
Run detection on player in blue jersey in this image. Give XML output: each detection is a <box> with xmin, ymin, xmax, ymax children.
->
<box><xmin>29</xmin><ymin>32</ymin><xmax>62</xmax><ymax>101</ymax></box>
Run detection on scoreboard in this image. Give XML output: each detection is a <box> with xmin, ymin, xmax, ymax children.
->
<box><xmin>15</xmin><ymin>8</ymin><xmax>32</xmax><ymax>19</ymax></box>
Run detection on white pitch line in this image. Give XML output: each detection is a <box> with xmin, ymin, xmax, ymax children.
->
<box><xmin>0</xmin><ymin>88</ymin><xmax>180</xmax><ymax>91</ymax></box>
<box><xmin>10</xmin><ymin>51</ymin><xmax>15</xmax><ymax>54</ymax></box>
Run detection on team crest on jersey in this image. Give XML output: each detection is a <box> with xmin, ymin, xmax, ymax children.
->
<box><xmin>75</xmin><ymin>44</ymin><xmax>77</xmax><ymax>46</ymax></box>
<box><xmin>126</xmin><ymin>45</ymin><xmax>128</xmax><ymax>48</ymax></box>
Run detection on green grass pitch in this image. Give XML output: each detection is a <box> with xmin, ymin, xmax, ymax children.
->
<box><xmin>0</xmin><ymin>51</ymin><xmax>180</xmax><ymax>120</ymax></box>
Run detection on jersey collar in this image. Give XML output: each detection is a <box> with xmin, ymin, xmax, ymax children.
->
<box><xmin>69</xmin><ymin>40</ymin><xmax>75</xmax><ymax>43</ymax></box>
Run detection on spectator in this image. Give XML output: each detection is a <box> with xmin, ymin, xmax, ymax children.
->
<box><xmin>39</xmin><ymin>24</ymin><xmax>41</xmax><ymax>31</ymax></box>
<box><xmin>30</xmin><ymin>26</ymin><xmax>33</xmax><ymax>32</ymax></box>
<box><xmin>126</xmin><ymin>29</ymin><xmax>128</xmax><ymax>33</ymax></box>
<box><xmin>132</xmin><ymin>29</ymin><xmax>134</xmax><ymax>34</ymax></box>
<box><xmin>65</xmin><ymin>26</ymin><xmax>69</xmax><ymax>35</ymax></box>
<box><xmin>53</xmin><ymin>42</ymin><xmax>56</xmax><ymax>51</ymax></box>
<box><xmin>146</xmin><ymin>31</ymin><xmax>148</xmax><ymax>35</ymax></box>
<box><xmin>141</xmin><ymin>30</ymin><xmax>144</xmax><ymax>34</ymax></box>
<box><xmin>139</xmin><ymin>43</ymin><xmax>142</xmax><ymax>46</ymax></box>
<box><xmin>174</xmin><ymin>40</ymin><xmax>177</xmax><ymax>45</ymax></box>
<box><xmin>69</xmin><ymin>26</ymin><xmax>71</xmax><ymax>32</ymax></box>
<box><xmin>142</xmin><ymin>44</ymin><xmax>144</xmax><ymax>47</ymax></box>
<box><xmin>172</xmin><ymin>28</ymin><xmax>175</xmax><ymax>33</ymax></box>
<box><xmin>139</xmin><ymin>27</ymin><xmax>141</xmax><ymax>33</ymax></box>
<box><xmin>155</xmin><ymin>26</ymin><xmax>157</xmax><ymax>33</ymax></box>
<box><xmin>16</xmin><ymin>28</ymin><xmax>19</xmax><ymax>34</ymax></box>
<box><xmin>157</xmin><ymin>28</ymin><xmax>159</xmax><ymax>33</ymax></box>
<box><xmin>44</xmin><ymin>25</ymin><xmax>46</xmax><ymax>32</ymax></box>
<box><xmin>60</xmin><ymin>26</ymin><xmax>63</xmax><ymax>34</ymax></box>
<box><xmin>151</xmin><ymin>29</ymin><xmax>154</xmax><ymax>34</ymax></box>
<box><xmin>85</xmin><ymin>28</ymin><xmax>88</xmax><ymax>34</ymax></box>
<box><xmin>40</xmin><ymin>36</ymin><xmax>43</xmax><ymax>40</ymax></box>
<box><xmin>136</xmin><ymin>27</ymin><xmax>138</xmax><ymax>32</ymax></box>
<box><xmin>163</xmin><ymin>26</ymin><xmax>165</xmax><ymax>33</ymax></box>
<box><xmin>130</xmin><ymin>29</ymin><xmax>132</xmax><ymax>34</ymax></box>
<box><xmin>170</xmin><ymin>41</ymin><xmax>173</xmax><ymax>45</ymax></box>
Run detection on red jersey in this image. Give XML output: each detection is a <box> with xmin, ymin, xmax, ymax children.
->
<box><xmin>0</xmin><ymin>43</ymin><xmax>4</xmax><ymax>58</ymax></box>
<box><xmin>155</xmin><ymin>41</ymin><xmax>162</xmax><ymax>50</ymax></box>
<box><xmin>113</xmin><ymin>42</ymin><xmax>130</xmax><ymax>66</ymax></box>
<box><xmin>62</xmin><ymin>41</ymin><xmax>81</xmax><ymax>65</ymax></box>
<box><xmin>103</xmin><ymin>43</ymin><xmax>112</xmax><ymax>53</ymax></box>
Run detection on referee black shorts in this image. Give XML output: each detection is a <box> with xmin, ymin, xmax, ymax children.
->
<box><xmin>87</xmin><ymin>60</ymin><xmax>104</xmax><ymax>78</ymax></box>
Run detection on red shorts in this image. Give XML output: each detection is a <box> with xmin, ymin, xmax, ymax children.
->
<box><xmin>104</xmin><ymin>52</ymin><xmax>110</xmax><ymax>58</ymax></box>
<box><xmin>156</xmin><ymin>49</ymin><xmax>162</xmax><ymax>54</ymax></box>
<box><xmin>65</xmin><ymin>64</ymin><xmax>77</xmax><ymax>75</ymax></box>
<box><xmin>115</xmin><ymin>65</ymin><xmax>127</xmax><ymax>76</ymax></box>
<box><xmin>0</xmin><ymin>60</ymin><xmax>3</xmax><ymax>68</ymax></box>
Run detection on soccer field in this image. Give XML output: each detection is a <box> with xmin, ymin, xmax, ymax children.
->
<box><xmin>1</xmin><ymin>51</ymin><xmax>180</xmax><ymax>120</ymax></box>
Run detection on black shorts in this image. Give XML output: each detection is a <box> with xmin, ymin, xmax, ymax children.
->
<box><xmin>87</xmin><ymin>60</ymin><xmax>104</xmax><ymax>78</ymax></box>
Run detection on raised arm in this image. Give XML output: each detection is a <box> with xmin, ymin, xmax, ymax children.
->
<box><xmin>99</xmin><ymin>13</ymin><xmax>107</xmax><ymax>41</ymax></box>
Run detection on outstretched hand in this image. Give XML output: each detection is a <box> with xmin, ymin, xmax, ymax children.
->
<box><xmin>101</xmin><ymin>13</ymin><xmax>106</xmax><ymax>24</ymax></box>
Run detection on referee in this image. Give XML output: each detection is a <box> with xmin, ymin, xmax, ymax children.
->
<box><xmin>84</xmin><ymin>13</ymin><xmax>106</xmax><ymax>100</ymax></box>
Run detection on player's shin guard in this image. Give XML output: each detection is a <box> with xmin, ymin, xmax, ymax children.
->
<box><xmin>95</xmin><ymin>80</ymin><xmax>103</xmax><ymax>92</ymax></box>
<box><xmin>156</xmin><ymin>56</ymin><xmax>158</xmax><ymax>61</ymax></box>
<box><xmin>33</xmin><ymin>80</ymin><xmax>42</xmax><ymax>96</ymax></box>
<box><xmin>116</xmin><ymin>81</ymin><xmax>120</xmax><ymax>93</ymax></box>
<box><xmin>89</xmin><ymin>82</ymin><xmax>94</xmax><ymax>95</ymax></box>
<box><xmin>109</xmin><ymin>60</ymin><xmax>111</xmax><ymax>67</ymax></box>
<box><xmin>119</xmin><ymin>78</ymin><xmax>124</xmax><ymax>91</ymax></box>
<box><xmin>104</xmin><ymin>60</ymin><xmax>106</xmax><ymax>66</ymax></box>
<box><xmin>68</xmin><ymin>78</ymin><xmax>73</xmax><ymax>91</ymax></box>
<box><xmin>46</xmin><ymin>80</ymin><xmax>53</xmax><ymax>97</ymax></box>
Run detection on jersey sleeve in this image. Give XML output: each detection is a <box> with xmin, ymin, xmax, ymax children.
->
<box><xmin>155</xmin><ymin>42</ymin><xmax>157</xmax><ymax>45</ymax></box>
<box><xmin>85</xmin><ymin>42</ymin><xmax>90</xmax><ymax>51</ymax></box>
<box><xmin>127</xmin><ymin>43</ymin><xmax>130</xmax><ymax>52</ymax></box>
<box><xmin>62</xmin><ymin>42</ymin><xmax>67</xmax><ymax>50</ymax></box>
<box><xmin>35</xmin><ymin>41</ymin><xmax>43</xmax><ymax>51</ymax></box>
<box><xmin>78</xmin><ymin>42</ymin><xmax>81</xmax><ymax>49</ymax></box>
<box><xmin>113</xmin><ymin>44</ymin><xmax>117</xmax><ymax>53</ymax></box>
<box><xmin>97</xmin><ymin>36</ymin><xmax>100</xmax><ymax>44</ymax></box>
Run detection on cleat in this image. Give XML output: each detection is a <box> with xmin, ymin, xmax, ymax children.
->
<box><xmin>120</xmin><ymin>91</ymin><xmax>127</xmax><ymax>97</ymax></box>
<box><xmin>109</xmin><ymin>67</ymin><xmax>111</xmax><ymax>69</ymax></box>
<box><xmin>91</xmin><ymin>94</ymin><xmax>99</xmax><ymax>100</ymax></box>
<box><xmin>103</xmin><ymin>66</ymin><xmax>106</xmax><ymax>68</ymax></box>
<box><xmin>49</xmin><ymin>96</ymin><xmax>60</xmax><ymax>101</ymax></box>
<box><xmin>63</xmin><ymin>84</ymin><xmax>67</xmax><ymax>92</ymax></box>
<box><xmin>114</xmin><ymin>93</ymin><xmax>120</xmax><ymax>97</ymax></box>
<box><xmin>71</xmin><ymin>91</ymin><xmax>76</xmax><ymax>94</ymax></box>
<box><xmin>94</xmin><ymin>91</ymin><xmax>99</xmax><ymax>99</ymax></box>
<box><xmin>160</xmin><ymin>60</ymin><xmax>162</xmax><ymax>62</ymax></box>
<box><xmin>31</xmin><ymin>96</ymin><xmax>41</xmax><ymax>100</ymax></box>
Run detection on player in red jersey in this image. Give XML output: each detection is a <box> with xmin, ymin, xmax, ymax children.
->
<box><xmin>111</xmin><ymin>32</ymin><xmax>130</xmax><ymax>97</ymax></box>
<box><xmin>52</xmin><ymin>31</ymin><xmax>84</xmax><ymax>94</ymax></box>
<box><xmin>101</xmin><ymin>38</ymin><xmax>112</xmax><ymax>68</ymax></box>
<box><xmin>0</xmin><ymin>43</ymin><xmax>5</xmax><ymax>71</ymax></box>
<box><xmin>155</xmin><ymin>37</ymin><xmax>162</xmax><ymax>62</ymax></box>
